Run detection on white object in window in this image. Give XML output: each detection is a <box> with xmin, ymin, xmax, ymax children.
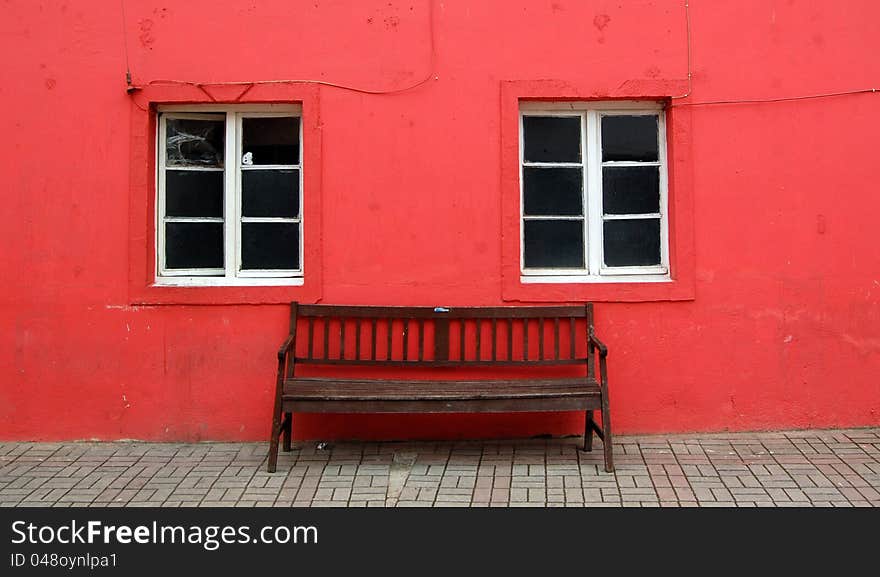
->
<box><xmin>519</xmin><ymin>101</ymin><xmax>669</xmax><ymax>283</ymax></box>
<box><xmin>155</xmin><ymin>104</ymin><xmax>303</xmax><ymax>286</ymax></box>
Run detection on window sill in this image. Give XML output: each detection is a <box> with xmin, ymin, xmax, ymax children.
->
<box><xmin>504</xmin><ymin>276</ymin><xmax>693</xmax><ymax>303</ymax></box>
<box><xmin>129</xmin><ymin>276</ymin><xmax>319</xmax><ymax>306</ymax></box>
<box><xmin>153</xmin><ymin>276</ymin><xmax>304</xmax><ymax>287</ymax></box>
<box><xmin>521</xmin><ymin>274</ymin><xmax>671</xmax><ymax>284</ymax></box>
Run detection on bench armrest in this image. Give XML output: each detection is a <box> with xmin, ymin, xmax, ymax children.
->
<box><xmin>277</xmin><ymin>334</ymin><xmax>295</xmax><ymax>362</ymax></box>
<box><xmin>588</xmin><ymin>329</ymin><xmax>609</xmax><ymax>390</ymax></box>
<box><xmin>589</xmin><ymin>330</ymin><xmax>608</xmax><ymax>357</ymax></box>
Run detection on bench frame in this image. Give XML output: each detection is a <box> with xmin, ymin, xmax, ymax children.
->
<box><xmin>268</xmin><ymin>303</ymin><xmax>613</xmax><ymax>472</ymax></box>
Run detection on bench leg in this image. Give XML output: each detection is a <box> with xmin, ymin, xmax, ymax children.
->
<box><xmin>267</xmin><ymin>393</ymin><xmax>284</xmax><ymax>472</ymax></box>
<box><xmin>282</xmin><ymin>412</ymin><xmax>293</xmax><ymax>452</ymax></box>
<box><xmin>267</xmin><ymin>418</ymin><xmax>281</xmax><ymax>473</ymax></box>
<box><xmin>600</xmin><ymin>399</ymin><xmax>614</xmax><ymax>474</ymax></box>
<box><xmin>583</xmin><ymin>410</ymin><xmax>594</xmax><ymax>452</ymax></box>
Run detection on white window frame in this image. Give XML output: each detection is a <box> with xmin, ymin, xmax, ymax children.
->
<box><xmin>155</xmin><ymin>104</ymin><xmax>304</xmax><ymax>287</ymax></box>
<box><xmin>519</xmin><ymin>101</ymin><xmax>670</xmax><ymax>284</ymax></box>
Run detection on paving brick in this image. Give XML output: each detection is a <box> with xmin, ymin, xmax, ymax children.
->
<box><xmin>510</xmin><ymin>488</ymin><xmax>528</xmax><ymax>502</ymax></box>
<box><xmin>471</xmin><ymin>488</ymin><xmax>491</xmax><ymax>502</ymax></box>
<box><xmin>490</xmin><ymin>488</ymin><xmax>509</xmax><ymax>503</ymax></box>
<box><xmin>857</xmin><ymin>486</ymin><xmax>880</xmax><ymax>500</ymax></box>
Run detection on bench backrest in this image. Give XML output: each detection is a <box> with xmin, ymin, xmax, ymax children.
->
<box><xmin>287</xmin><ymin>303</ymin><xmax>595</xmax><ymax>372</ymax></box>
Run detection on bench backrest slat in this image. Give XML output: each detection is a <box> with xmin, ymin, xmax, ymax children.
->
<box><xmin>289</xmin><ymin>303</ymin><xmax>593</xmax><ymax>367</ymax></box>
<box><xmin>491</xmin><ymin>318</ymin><xmax>497</xmax><ymax>361</ymax></box>
<box><xmin>554</xmin><ymin>317</ymin><xmax>560</xmax><ymax>360</ymax></box>
<box><xmin>418</xmin><ymin>319</ymin><xmax>425</xmax><ymax>362</ymax></box>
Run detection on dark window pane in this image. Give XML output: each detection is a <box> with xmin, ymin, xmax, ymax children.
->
<box><xmin>242</xmin><ymin>117</ymin><xmax>300</xmax><ymax>165</ymax></box>
<box><xmin>523</xmin><ymin>220</ymin><xmax>584</xmax><ymax>269</ymax></box>
<box><xmin>602</xmin><ymin>166</ymin><xmax>660</xmax><ymax>215</ymax></box>
<box><xmin>241</xmin><ymin>169</ymin><xmax>299</xmax><ymax>218</ymax></box>
<box><xmin>601</xmin><ymin>115</ymin><xmax>659</xmax><ymax>162</ymax></box>
<box><xmin>241</xmin><ymin>223</ymin><xmax>299</xmax><ymax>270</ymax></box>
<box><xmin>603</xmin><ymin>219</ymin><xmax>661</xmax><ymax>267</ymax></box>
<box><xmin>165</xmin><ymin>117</ymin><xmax>224</xmax><ymax>167</ymax></box>
<box><xmin>165</xmin><ymin>170</ymin><xmax>223</xmax><ymax>217</ymax></box>
<box><xmin>523</xmin><ymin>167</ymin><xmax>583</xmax><ymax>216</ymax></box>
<box><xmin>165</xmin><ymin>222</ymin><xmax>223</xmax><ymax>269</ymax></box>
<box><xmin>523</xmin><ymin>116</ymin><xmax>581</xmax><ymax>163</ymax></box>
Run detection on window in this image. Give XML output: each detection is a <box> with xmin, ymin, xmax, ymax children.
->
<box><xmin>520</xmin><ymin>102</ymin><xmax>668</xmax><ymax>282</ymax></box>
<box><xmin>156</xmin><ymin>105</ymin><xmax>303</xmax><ymax>286</ymax></box>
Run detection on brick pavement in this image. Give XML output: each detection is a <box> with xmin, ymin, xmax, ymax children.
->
<box><xmin>1</xmin><ymin>428</ymin><xmax>878</xmax><ymax>507</ymax></box>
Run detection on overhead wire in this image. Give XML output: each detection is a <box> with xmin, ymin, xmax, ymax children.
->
<box><xmin>121</xmin><ymin>0</ymin><xmax>876</xmax><ymax>108</ymax></box>
<box><xmin>125</xmin><ymin>0</ymin><xmax>436</xmax><ymax>96</ymax></box>
<box><xmin>669</xmin><ymin>0</ymin><xmax>692</xmax><ymax>100</ymax></box>
<box><xmin>669</xmin><ymin>88</ymin><xmax>878</xmax><ymax>107</ymax></box>
<box><xmin>120</xmin><ymin>0</ymin><xmax>133</xmax><ymax>89</ymax></box>
<box><xmin>666</xmin><ymin>1</ymin><xmax>877</xmax><ymax>107</ymax></box>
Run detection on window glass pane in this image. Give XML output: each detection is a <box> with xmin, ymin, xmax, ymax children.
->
<box><xmin>242</xmin><ymin>117</ymin><xmax>300</xmax><ymax>165</ymax></box>
<box><xmin>603</xmin><ymin>219</ymin><xmax>661</xmax><ymax>267</ymax></box>
<box><xmin>165</xmin><ymin>222</ymin><xmax>224</xmax><ymax>269</ymax></box>
<box><xmin>523</xmin><ymin>220</ymin><xmax>584</xmax><ymax>269</ymax></box>
<box><xmin>601</xmin><ymin>115</ymin><xmax>658</xmax><ymax>162</ymax></box>
<box><xmin>165</xmin><ymin>117</ymin><xmax>224</xmax><ymax>167</ymax></box>
<box><xmin>602</xmin><ymin>166</ymin><xmax>660</xmax><ymax>215</ymax></box>
<box><xmin>523</xmin><ymin>116</ymin><xmax>581</xmax><ymax>163</ymax></box>
<box><xmin>165</xmin><ymin>170</ymin><xmax>223</xmax><ymax>217</ymax></box>
<box><xmin>241</xmin><ymin>223</ymin><xmax>300</xmax><ymax>270</ymax></box>
<box><xmin>523</xmin><ymin>167</ymin><xmax>583</xmax><ymax>216</ymax></box>
<box><xmin>241</xmin><ymin>169</ymin><xmax>299</xmax><ymax>218</ymax></box>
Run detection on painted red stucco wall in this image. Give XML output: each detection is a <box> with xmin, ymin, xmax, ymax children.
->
<box><xmin>2</xmin><ymin>0</ymin><xmax>878</xmax><ymax>442</ymax></box>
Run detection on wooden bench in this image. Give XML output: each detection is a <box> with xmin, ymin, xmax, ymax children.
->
<box><xmin>268</xmin><ymin>303</ymin><xmax>613</xmax><ymax>472</ymax></box>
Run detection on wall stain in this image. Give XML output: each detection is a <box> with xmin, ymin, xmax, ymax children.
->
<box><xmin>593</xmin><ymin>13</ymin><xmax>611</xmax><ymax>31</ymax></box>
<box><xmin>138</xmin><ymin>19</ymin><xmax>155</xmax><ymax>49</ymax></box>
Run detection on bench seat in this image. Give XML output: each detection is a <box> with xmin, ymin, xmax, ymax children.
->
<box><xmin>284</xmin><ymin>377</ymin><xmax>601</xmax><ymax>401</ymax></box>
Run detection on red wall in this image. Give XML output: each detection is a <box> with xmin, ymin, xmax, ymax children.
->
<box><xmin>2</xmin><ymin>0</ymin><xmax>879</xmax><ymax>441</ymax></box>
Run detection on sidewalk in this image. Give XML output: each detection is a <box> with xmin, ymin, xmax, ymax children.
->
<box><xmin>1</xmin><ymin>428</ymin><xmax>878</xmax><ymax>507</ymax></box>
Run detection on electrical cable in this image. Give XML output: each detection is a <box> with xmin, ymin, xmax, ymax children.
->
<box><xmin>123</xmin><ymin>0</ymin><xmax>876</xmax><ymax>109</ymax></box>
<box><xmin>128</xmin><ymin>0</ymin><xmax>436</xmax><ymax>96</ymax></box>
<box><xmin>669</xmin><ymin>88</ymin><xmax>878</xmax><ymax>107</ymax></box>
<box><xmin>670</xmin><ymin>0</ymin><xmax>692</xmax><ymax>100</ymax></box>
<box><xmin>120</xmin><ymin>0</ymin><xmax>133</xmax><ymax>88</ymax></box>
<box><xmin>666</xmin><ymin>1</ymin><xmax>877</xmax><ymax>107</ymax></box>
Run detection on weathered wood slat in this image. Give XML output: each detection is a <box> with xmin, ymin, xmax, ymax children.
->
<box><xmin>491</xmin><ymin>318</ymin><xmax>497</xmax><ymax>361</ymax></box>
<box><xmin>507</xmin><ymin>318</ymin><xmax>513</xmax><ymax>361</ymax></box>
<box><xmin>339</xmin><ymin>318</ymin><xmax>345</xmax><ymax>360</ymax></box>
<box><xmin>476</xmin><ymin>319</ymin><xmax>482</xmax><ymax>361</ymax></box>
<box><xmin>434</xmin><ymin>318</ymin><xmax>449</xmax><ymax>361</ymax></box>
<box><xmin>288</xmin><ymin>397</ymin><xmax>601</xmax><ymax>414</ymax></box>
<box><xmin>297</xmin><ymin>305</ymin><xmax>587</xmax><ymax>319</ymax></box>
<box><xmin>402</xmin><ymin>319</ymin><xmax>409</xmax><ymax>361</ymax></box>
<box><xmin>459</xmin><ymin>319</ymin><xmax>466</xmax><ymax>361</ymax></box>
<box><xmin>554</xmin><ymin>317</ymin><xmax>560</xmax><ymax>360</ymax></box>
<box><xmin>387</xmin><ymin>318</ymin><xmax>393</xmax><ymax>361</ymax></box>
<box><xmin>292</xmin><ymin>358</ymin><xmax>586</xmax><ymax>367</ymax></box>
<box><xmin>539</xmin><ymin>318</ymin><xmax>544</xmax><ymax>360</ymax></box>
<box><xmin>284</xmin><ymin>377</ymin><xmax>600</xmax><ymax>400</ymax></box>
